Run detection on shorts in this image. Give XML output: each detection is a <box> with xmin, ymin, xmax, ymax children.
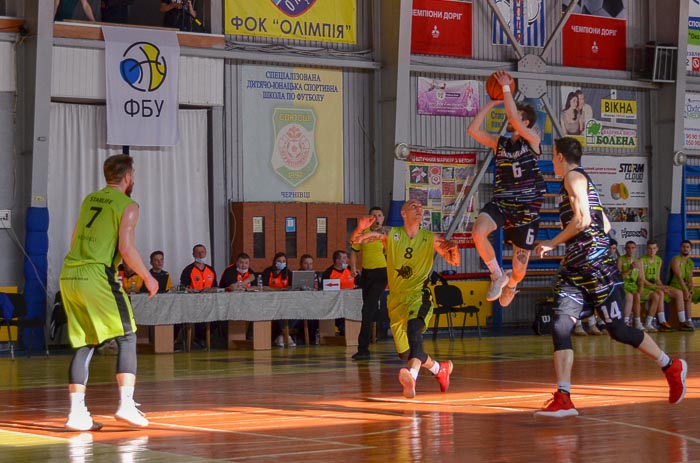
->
<box><xmin>60</xmin><ymin>264</ymin><xmax>136</xmax><ymax>348</ymax></box>
<box><xmin>623</xmin><ymin>281</ymin><xmax>639</xmax><ymax>294</ymax></box>
<box><xmin>640</xmin><ymin>286</ymin><xmax>658</xmax><ymax>302</ymax></box>
<box><xmin>554</xmin><ymin>283</ymin><xmax>625</xmax><ymax>323</ymax></box>
<box><xmin>663</xmin><ymin>285</ymin><xmax>700</xmax><ymax>304</ymax></box>
<box><xmin>387</xmin><ymin>289</ymin><xmax>433</xmax><ymax>354</ymax></box>
<box><xmin>481</xmin><ymin>200</ymin><xmax>541</xmax><ymax>250</ymax></box>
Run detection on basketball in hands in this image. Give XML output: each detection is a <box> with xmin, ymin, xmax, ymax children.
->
<box><xmin>486</xmin><ymin>72</ymin><xmax>516</xmax><ymax>100</ymax></box>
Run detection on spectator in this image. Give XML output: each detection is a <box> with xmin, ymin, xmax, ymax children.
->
<box><xmin>637</xmin><ymin>240</ymin><xmax>666</xmax><ymax>332</ymax></box>
<box><xmin>101</xmin><ymin>0</ymin><xmax>132</xmax><ymax>24</ymax></box>
<box><xmin>349</xmin><ymin>206</ymin><xmax>389</xmax><ymax>361</ymax></box>
<box><xmin>179</xmin><ymin>244</ymin><xmax>217</xmax><ymax>291</ymax></box>
<box><xmin>261</xmin><ymin>252</ymin><xmax>295</xmax><ymax>347</ymax></box>
<box><xmin>148</xmin><ymin>250</ymin><xmax>172</xmax><ymax>293</ymax></box>
<box><xmin>121</xmin><ymin>261</ymin><xmax>143</xmax><ymax>295</ymax></box>
<box><xmin>54</xmin><ymin>0</ymin><xmax>98</xmax><ymax>22</ymax></box>
<box><xmin>219</xmin><ymin>253</ymin><xmax>257</xmax><ymax>291</ymax></box>
<box><xmin>664</xmin><ymin>240</ymin><xmax>697</xmax><ymax>331</ymax></box>
<box><xmin>322</xmin><ymin>250</ymin><xmax>356</xmax><ymax>289</ymax></box>
<box><xmin>618</xmin><ymin>241</ymin><xmax>642</xmax><ymax>329</ymax></box>
<box><xmin>160</xmin><ymin>0</ymin><xmax>199</xmax><ymax>31</ymax></box>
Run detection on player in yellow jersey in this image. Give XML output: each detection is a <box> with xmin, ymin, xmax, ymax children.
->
<box><xmin>351</xmin><ymin>199</ymin><xmax>460</xmax><ymax>398</ymax></box>
<box><xmin>60</xmin><ymin>155</ymin><xmax>158</xmax><ymax>431</ymax></box>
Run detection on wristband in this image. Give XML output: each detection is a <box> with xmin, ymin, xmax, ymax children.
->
<box><xmin>502</xmin><ymin>85</ymin><xmax>511</xmax><ymax>93</ymax></box>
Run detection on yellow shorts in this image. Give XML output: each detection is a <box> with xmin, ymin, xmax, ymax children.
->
<box><xmin>387</xmin><ymin>290</ymin><xmax>433</xmax><ymax>355</ymax></box>
<box><xmin>60</xmin><ymin>264</ymin><xmax>136</xmax><ymax>348</ymax></box>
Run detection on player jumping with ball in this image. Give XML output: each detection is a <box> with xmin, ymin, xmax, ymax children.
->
<box><xmin>468</xmin><ymin>70</ymin><xmax>546</xmax><ymax>307</ymax></box>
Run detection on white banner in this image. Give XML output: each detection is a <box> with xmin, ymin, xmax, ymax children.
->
<box><xmin>586</xmin><ymin>156</ymin><xmax>650</xmax><ymax>245</ymax></box>
<box><xmin>103</xmin><ymin>26</ymin><xmax>179</xmax><ymax>147</ymax></box>
<box><xmin>684</xmin><ymin>92</ymin><xmax>700</xmax><ymax>150</ymax></box>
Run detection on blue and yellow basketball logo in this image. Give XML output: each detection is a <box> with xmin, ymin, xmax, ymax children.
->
<box><xmin>119</xmin><ymin>42</ymin><xmax>167</xmax><ymax>92</ymax></box>
<box><xmin>271</xmin><ymin>0</ymin><xmax>316</xmax><ymax>16</ymax></box>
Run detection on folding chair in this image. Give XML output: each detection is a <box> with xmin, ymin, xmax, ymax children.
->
<box><xmin>433</xmin><ymin>283</ymin><xmax>481</xmax><ymax>340</ymax></box>
<box><xmin>0</xmin><ymin>292</ymin><xmax>50</xmax><ymax>359</ymax></box>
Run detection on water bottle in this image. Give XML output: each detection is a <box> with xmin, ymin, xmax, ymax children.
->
<box><xmin>257</xmin><ymin>274</ymin><xmax>263</xmax><ymax>290</ymax></box>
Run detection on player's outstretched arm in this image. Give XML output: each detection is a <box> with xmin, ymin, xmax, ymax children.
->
<box><xmin>495</xmin><ymin>71</ymin><xmax>541</xmax><ymax>150</ymax></box>
<box><xmin>467</xmin><ymin>99</ymin><xmax>500</xmax><ymax>151</ymax></box>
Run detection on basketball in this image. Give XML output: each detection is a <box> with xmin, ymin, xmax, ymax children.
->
<box><xmin>486</xmin><ymin>72</ymin><xmax>516</xmax><ymax>100</ymax></box>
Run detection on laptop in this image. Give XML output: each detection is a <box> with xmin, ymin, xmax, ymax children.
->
<box><xmin>291</xmin><ymin>270</ymin><xmax>317</xmax><ymax>291</ymax></box>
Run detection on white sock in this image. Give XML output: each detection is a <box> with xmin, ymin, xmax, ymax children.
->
<box><xmin>119</xmin><ymin>386</ymin><xmax>135</xmax><ymax>406</ymax></box>
<box><xmin>656</xmin><ymin>352</ymin><xmax>671</xmax><ymax>368</ymax></box>
<box><xmin>678</xmin><ymin>311</ymin><xmax>687</xmax><ymax>323</ymax></box>
<box><xmin>557</xmin><ymin>382</ymin><xmax>571</xmax><ymax>394</ymax></box>
<box><xmin>657</xmin><ymin>312</ymin><xmax>667</xmax><ymax>324</ymax></box>
<box><xmin>486</xmin><ymin>259</ymin><xmax>502</xmax><ymax>278</ymax></box>
<box><xmin>69</xmin><ymin>392</ymin><xmax>86</xmax><ymax>413</ymax></box>
<box><xmin>409</xmin><ymin>367</ymin><xmax>419</xmax><ymax>380</ymax></box>
<box><xmin>575</xmin><ymin>320</ymin><xmax>582</xmax><ymax>327</ymax></box>
<box><xmin>645</xmin><ymin>317</ymin><xmax>654</xmax><ymax>327</ymax></box>
<box><xmin>429</xmin><ymin>362</ymin><xmax>441</xmax><ymax>375</ymax></box>
<box><xmin>634</xmin><ymin>317</ymin><xmax>641</xmax><ymax>324</ymax></box>
<box><xmin>587</xmin><ymin>318</ymin><xmax>597</xmax><ymax>328</ymax></box>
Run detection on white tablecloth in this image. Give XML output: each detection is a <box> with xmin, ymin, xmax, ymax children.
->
<box><xmin>130</xmin><ymin>289</ymin><xmax>362</xmax><ymax>325</ymax></box>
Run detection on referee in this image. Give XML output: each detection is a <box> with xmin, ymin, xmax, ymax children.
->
<box><xmin>349</xmin><ymin>207</ymin><xmax>388</xmax><ymax>361</ymax></box>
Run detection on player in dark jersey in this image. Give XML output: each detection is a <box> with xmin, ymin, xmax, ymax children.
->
<box><xmin>60</xmin><ymin>155</ymin><xmax>159</xmax><ymax>431</ymax></box>
<box><xmin>468</xmin><ymin>71</ymin><xmax>546</xmax><ymax>307</ymax></box>
<box><xmin>533</xmin><ymin>137</ymin><xmax>687</xmax><ymax>417</ymax></box>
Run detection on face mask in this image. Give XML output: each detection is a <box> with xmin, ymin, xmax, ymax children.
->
<box><xmin>341</xmin><ymin>263</ymin><xmax>348</xmax><ymax>270</ymax></box>
<box><xmin>195</xmin><ymin>258</ymin><xmax>206</xmax><ymax>265</ymax></box>
<box><xmin>275</xmin><ymin>262</ymin><xmax>287</xmax><ymax>271</ymax></box>
<box><xmin>237</xmin><ymin>268</ymin><xmax>247</xmax><ymax>274</ymax></box>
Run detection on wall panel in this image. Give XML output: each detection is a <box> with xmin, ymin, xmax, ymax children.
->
<box><xmin>51</xmin><ymin>47</ymin><xmax>223</xmax><ymax>106</ymax></box>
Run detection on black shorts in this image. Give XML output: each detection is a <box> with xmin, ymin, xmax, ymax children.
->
<box><xmin>554</xmin><ymin>283</ymin><xmax>626</xmax><ymax>323</ymax></box>
<box><xmin>481</xmin><ymin>200</ymin><xmax>541</xmax><ymax>250</ymax></box>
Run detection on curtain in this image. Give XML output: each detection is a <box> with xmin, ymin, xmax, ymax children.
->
<box><xmin>47</xmin><ymin>103</ymin><xmax>210</xmax><ymax>298</ymax></box>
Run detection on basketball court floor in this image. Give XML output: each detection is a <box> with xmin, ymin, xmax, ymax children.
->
<box><xmin>1</xmin><ymin>331</ymin><xmax>698</xmax><ymax>462</ymax></box>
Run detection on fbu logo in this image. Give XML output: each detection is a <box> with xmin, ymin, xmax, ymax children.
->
<box><xmin>271</xmin><ymin>0</ymin><xmax>316</xmax><ymax>17</ymax></box>
<box><xmin>119</xmin><ymin>42</ymin><xmax>167</xmax><ymax>92</ymax></box>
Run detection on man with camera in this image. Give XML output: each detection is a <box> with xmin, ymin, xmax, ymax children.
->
<box><xmin>160</xmin><ymin>0</ymin><xmax>200</xmax><ymax>32</ymax></box>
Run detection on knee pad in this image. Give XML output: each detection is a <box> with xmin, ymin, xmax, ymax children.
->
<box><xmin>605</xmin><ymin>318</ymin><xmax>644</xmax><ymax>348</ymax></box>
<box><xmin>552</xmin><ymin>314</ymin><xmax>576</xmax><ymax>351</ymax></box>
<box><xmin>407</xmin><ymin>318</ymin><xmax>428</xmax><ymax>363</ymax></box>
<box><xmin>69</xmin><ymin>346</ymin><xmax>95</xmax><ymax>386</ymax></box>
<box><xmin>116</xmin><ymin>332</ymin><xmax>138</xmax><ymax>375</ymax></box>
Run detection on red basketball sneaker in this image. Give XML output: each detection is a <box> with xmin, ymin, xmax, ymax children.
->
<box><xmin>435</xmin><ymin>360</ymin><xmax>453</xmax><ymax>393</ymax></box>
<box><xmin>664</xmin><ymin>358</ymin><xmax>688</xmax><ymax>404</ymax></box>
<box><xmin>399</xmin><ymin>368</ymin><xmax>416</xmax><ymax>399</ymax></box>
<box><xmin>534</xmin><ymin>391</ymin><xmax>579</xmax><ymax>418</ymax></box>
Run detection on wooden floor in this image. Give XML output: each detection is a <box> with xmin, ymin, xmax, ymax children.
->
<box><xmin>1</xmin><ymin>331</ymin><xmax>699</xmax><ymax>463</ymax></box>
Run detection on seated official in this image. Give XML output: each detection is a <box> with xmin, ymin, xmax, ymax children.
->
<box><xmin>180</xmin><ymin>244</ymin><xmax>217</xmax><ymax>291</ymax></box>
<box><xmin>261</xmin><ymin>252</ymin><xmax>296</xmax><ymax>347</ymax></box>
<box><xmin>322</xmin><ymin>250</ymin><xmax>355</xmax><ymax>337</ymax></box>
<box><xmin>148</xmin><ymin>250</ymin><xmax>172</xmax><ymax>293</ymax></box>
<box><xmin>121</xmin><ymin>260</ymin><xmax>144</xmax><ymax>295</ymax></box>
<box><xmin>261</xmin><ymin>252</ymin><xmax>291</xmax><ymax>289</ymax></box>
<box><xmin>177</xmin><ymin>244</ymin><xmax>218</xmax><ymax>349</ymax></box>
<box><xmin>220</xmin><ymin>253</ymin><xmax>257</xmax><ymax>291</ymax></box>
<box><xmin>321</xmin><ymin>250</ymin><xmax>356</xmax><ymax>289</ymax></box>
<box><xmin>295</xmin><ymin>254</ymin><xmax>320</xmax><ymax>344</ymax></box>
